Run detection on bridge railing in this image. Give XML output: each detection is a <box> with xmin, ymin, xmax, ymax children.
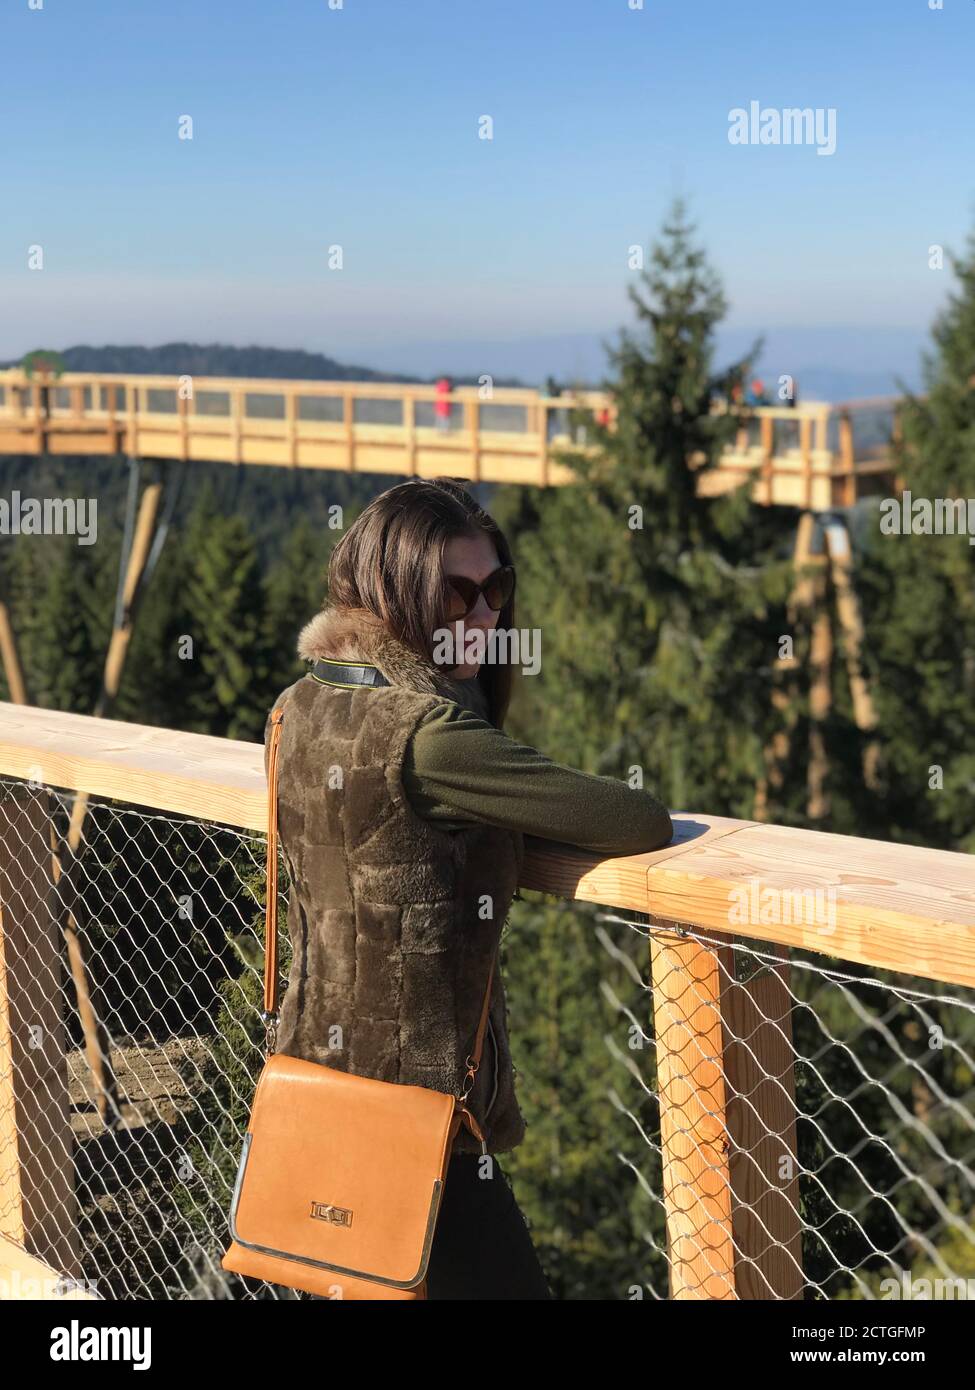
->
<box><xmin>0</xmin><ymin>703</ymin><xmax>971</xmax><ymax>1301</ymax></box>
<box><xmin>0</xmin><ymin>370</ymin><xmax>901</xmax><ymax>508</ymax></box>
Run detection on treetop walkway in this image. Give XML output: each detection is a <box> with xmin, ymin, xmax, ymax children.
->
<box><xmin>0</xmin><ymin>370</ymin><xmax>901</xmax><ymax>511</ymax></box>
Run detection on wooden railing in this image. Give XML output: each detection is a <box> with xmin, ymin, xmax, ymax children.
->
<box><xmin>0</xmin><ymin>370</ymin><xmax>902</xmax><ymax>509</ymax></box>
<box><xmin>1</xmin><ymin>702</ymin><xmax>970</xmax><ymax>1299</ymax></box>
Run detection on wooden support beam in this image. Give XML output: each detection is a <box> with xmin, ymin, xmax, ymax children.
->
<box><xmin>55</xmin><ymin>471</ymin><xmax>166</xmax><ymax>1127</ymax></box>
<box><xmin>807</xmin><ymin>570</ymin><xmax>832</xmax><ymax>823</ymax></box>
<box><xmin>98</xmin><ymin>480</ymin><xmax>162</xmax><ymax>710</ymax></box>
<box><xmin>0</xmin><ymin>605</ymin><xmax>28</xmax><ymax>706</ymax></box>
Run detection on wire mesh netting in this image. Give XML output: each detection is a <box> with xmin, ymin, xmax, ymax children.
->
<box><xmin>596</xmin><ymin>908</ymin><xmax>975</xmax><ymax>1300</ymax></box>
<box><xmin>0</xmin><ymin>776</ymin><xmax>298</xmax><ymax>1301</ymax></box>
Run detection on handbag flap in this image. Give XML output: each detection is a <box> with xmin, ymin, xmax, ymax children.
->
<box><xmin>230</xmin><ymin>1053</ymin><xmax>459</xmax><ymax>1288</ymax></box>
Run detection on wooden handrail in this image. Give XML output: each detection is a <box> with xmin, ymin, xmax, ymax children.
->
<box><xmin>0</xmin><ymin>701</ymin><xmax>970</xmax><ymax>987</ymax></box>
<box><xmin>0</xmin><ymin>369</ymin><xmax>610</xmax><ymax>408</ymax></box>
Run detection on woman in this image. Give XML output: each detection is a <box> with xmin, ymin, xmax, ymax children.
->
<box><xmin>266</xmin><ymin>477</ymin><xmax>673</xmax><ymax>1300</ymax></box>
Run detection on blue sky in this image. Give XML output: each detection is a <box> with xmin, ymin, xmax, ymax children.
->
<box><xmin>2</xmin><ymin>0</ymin><xmax>974</xmax><ymax>390</ymax></box>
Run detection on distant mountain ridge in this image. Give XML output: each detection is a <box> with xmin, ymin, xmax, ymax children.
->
<box><xmin>0</xmin><ymin>336</ymin><xmax>923</xmax><ymax>403</ymax></box>
<box><xmin>0</xmin><ymin>342</ymin><xmax>425</xmax><ymax>383</ymax></box>
<box><xmin>0</xmin><ymin>342</ymin><xmax>529</xmax><ymax>389</ymax></box>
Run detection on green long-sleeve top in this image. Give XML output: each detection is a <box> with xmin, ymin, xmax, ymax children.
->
<box><xmin>401</xmin><ymin>677</ymin><xmax>673</xmax><ymax>856</ymax></box>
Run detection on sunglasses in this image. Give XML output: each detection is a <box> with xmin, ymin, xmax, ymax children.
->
<box><xmin>444</xmin><ymin>564</ymin><xmax>516</xmax><ymax>620</ymax></box>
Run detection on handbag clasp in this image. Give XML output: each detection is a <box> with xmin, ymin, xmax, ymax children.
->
<box><xmin>458</xmin><ymin>1053</ymin><xmax>478</xmax><ymax>1104</ymax></box>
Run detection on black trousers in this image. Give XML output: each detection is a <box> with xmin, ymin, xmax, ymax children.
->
<box><xmin>425</xmin><ymin>1152</ymin><xmax>554</xmax><ymax>1300</ymax></box>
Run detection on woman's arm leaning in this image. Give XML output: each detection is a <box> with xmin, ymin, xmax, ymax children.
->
<box><xmin>401</xmin><ymin>701</ymin><xmax>673</xmax><ymax>855</ymax></box>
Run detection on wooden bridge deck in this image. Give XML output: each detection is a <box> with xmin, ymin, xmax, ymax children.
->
<box><xmin>0</xmin><ymin>371</ymin><xmax>901</xmax><ymax>510</ymax></box>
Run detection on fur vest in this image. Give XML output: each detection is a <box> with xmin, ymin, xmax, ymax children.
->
<box><xmin>263</xmin><ymin>603</ymin><xmax>527</xmax><ymax>1156</ymax></box>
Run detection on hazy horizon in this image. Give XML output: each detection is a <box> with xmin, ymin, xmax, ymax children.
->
<box><xmin>1</xmin><ymin>321</ymin><xmax>929</xmax><ymax>405</ymax></box>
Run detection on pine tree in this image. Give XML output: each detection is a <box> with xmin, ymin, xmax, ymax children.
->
<box><xmin>494</xmin><ymin>199</ymin><xmax>794</xmax><ymax>1298</ymax></box>
<box><xmin>259</xmin><ymin>511</ymin><xmax>337</xmax><ymax>708</ymax></box>
<box><xmin>2</xmin><ymin>522</ymin><xmax>110</xmax><ymax>712</ymax></box>
<box><xmin>178</xmin><ymin>482</ymin><xmax>272</xmax><ymax>741</ymax></box>
<box><xmin>858</xmin><ymin>224</ymin><xmax>975</xmax><ymax>852</ymax></box>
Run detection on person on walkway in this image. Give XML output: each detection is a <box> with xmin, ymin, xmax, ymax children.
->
<box><xmin>266</xmin><ymin>477</ymin><xmax>673</xmax><ymax>1299</ymax></box>
<box><xmin>434</xmin><ymin>374</ymin><xmax>453</xmax><ymax>432</ymax></box>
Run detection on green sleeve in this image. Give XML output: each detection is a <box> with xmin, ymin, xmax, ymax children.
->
<box><xmin>401</xmin><ymin>700</ymin><xmax>673</xmax><ymax>856</ymax></box>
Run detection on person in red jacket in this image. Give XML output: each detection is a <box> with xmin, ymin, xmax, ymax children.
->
<box><xmin>434</xmin><ymin>375</ymin><xmax>452</xmax><ymax>432</ymax></box>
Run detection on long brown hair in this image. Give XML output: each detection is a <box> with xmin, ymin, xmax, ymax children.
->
<box><xmin>326</xmin><ymin>478</ymin><xmax>516</xmax><ymax>728</ymax></box>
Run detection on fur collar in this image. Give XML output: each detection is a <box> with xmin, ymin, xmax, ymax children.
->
<box><xmin>296</xmin><ymin>603</ymin><xmax>488</xmax><ymax>716</ymax></box>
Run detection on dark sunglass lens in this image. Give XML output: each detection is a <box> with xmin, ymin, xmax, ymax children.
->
<box><xmin>484</xmin><ymin>568</ymin><xmax>514</xmax><ymax>611</ymax></box>
<box><xmin>447</xmin><ymin>576</ymin><xmax>477</xmax><ymax>617</ymax></box>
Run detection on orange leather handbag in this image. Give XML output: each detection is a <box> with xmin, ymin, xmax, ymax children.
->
<box><xmin>221</xmin><ymin>706</ymin><xmax>496</xmax><ymax>1300</ymax></box>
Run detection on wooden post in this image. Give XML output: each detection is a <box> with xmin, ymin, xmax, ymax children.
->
<box><xmin>231</xmin><ymin>388</ymin><xmax>243</xmax><ymax>464</ymax></box>
<box><xmin>103</xmin><ymin>383</ymin><xmax>120</xmax><ymax>455</ymax></box>
<box><xmin>649</xmin><ymin>923</ymin><xmax>802</xmax><ymax>1298</ymax></box>
<box><xmin>404</xmin><ymin>394</ymin><xmax>416</xmax><ymax>476</ymax></box>
<box><xmin>0</xmin><ymin>788</ymin><xmax>83</xmax><ymax>1281</ymax></box>
<box><xmin>177</xmin><ymin>389</ymin><xmax>190</xmax><ymax>463</ymax></box>
<box><xmin>98</xmin><ymin>479</ymin><xmax>162</xmax><ymax>713</ymax></box>
<box><xmin>807</xmin><ymin>564</ymin><xmax>832</xmax><ymax>823</ymax></box>
<box><xmin>760</xmin><ymin>414</ymin><xmax>775</xmax><ymax>504</ymax></box>
<box><xmin>285</xmin><ymin>387</ymin><xmax>297</xmax><ymax>468</ymax></box>
<box><xmin>33</xmin><ymin>374</ymin><xmax>46</xmax><ymax>455</ymax></box>
<box><xmin>650</xmin><ymin>923</ymin><xmax>735</xmax><ymax>1299</ymax></box>
<box><xmin>468</xmin><ymin>399</ymin><xmax>480</xmax><ymax>483</ymax></box>
<box><xmin>800</xmin><ymin>416</ymin><xmax>812</xmax><ymax>511</ymax></box>
<box><xmin>539</xmin><ymin>399</ymin><xmax>549</xmax><ymax>488</ymax></box>
<box><xmin>344</xmin><ymin>392</ymin><xmax>355</xmax><ymax>471</ymax></box>
<box><xmin>0</xmin><ymin>604</ymin><xmax>28</xmax><ymax>705</ymax></box>
<box><xmin>125</xmin><ymin>381</ymin><xmax>138</xmax><ymax>459</ymax></box>
<box><xmin>838</xmin><ymin>411</ymin><xmax>855</xmax><ymax>507</ymax></box>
